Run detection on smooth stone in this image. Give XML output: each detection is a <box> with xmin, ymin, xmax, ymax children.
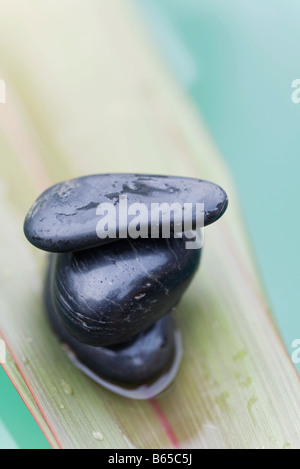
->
<box><xmin>48</xmin><ymin>236</ymin><xmax>201</xmax><ymax>346</ymax></box>
<box><xmin>45</xmin><ymin>266</ymin><xmax>176</xmax><ymax>385</ymax></box>
<box><xmin>24</xmin><ymin>173</ymin><xmax>228</xmax><ymax>252</ymax></box>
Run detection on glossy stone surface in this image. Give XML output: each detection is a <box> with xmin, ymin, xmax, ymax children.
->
<box><xmin>24</xmin><ymin>173</ymin><xmax>228</xmax><ymax>395</ymax></box>
<box><xmin>24</xmin><ymin>174</ymin><xmax>228</xmax><ymax>253</ymax></box>
<box><xmin>50</xmin><ymin>237</ymin><xmax>201</xmax><ymax>346</ymax></box>
<box><xmin>45</xmin><ymin>266</ymin><xmax>176</xmax><ymax>385</ymax></box>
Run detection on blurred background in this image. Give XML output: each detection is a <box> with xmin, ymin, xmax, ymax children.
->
<box><xmin>0</xmin><ymin>0</ymin><xmax>299</xmax><ymax>448</ymax></box>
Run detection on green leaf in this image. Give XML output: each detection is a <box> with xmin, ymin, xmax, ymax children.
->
<box><xmin>0</xmin><ymin>0</ymin><xmax>299</xmax><ymax>449</ymax></box>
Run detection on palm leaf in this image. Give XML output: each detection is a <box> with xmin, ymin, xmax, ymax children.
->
<box><xmin>0</xmin><ymin>0</ymin><xmax>299</xmax><ymax>449</ymax></box>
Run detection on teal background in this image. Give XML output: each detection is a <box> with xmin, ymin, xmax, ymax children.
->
<box><xmin>1</xmin><ymin>0</ymin><xmax>299</xmax><ymax>449</ymax></box>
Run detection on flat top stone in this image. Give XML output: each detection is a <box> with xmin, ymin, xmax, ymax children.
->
<box><xmin>24</xmin><ymin>173</ymin><xmax>228</xmax><ymax>253</ymax></box>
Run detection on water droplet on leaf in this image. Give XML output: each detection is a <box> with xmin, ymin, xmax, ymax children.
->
<box><xmin>92</xmin><ymin>431</ymin><xmax>103</xmax><ymax>441</ymax></box>
<box><xmin>60</xmin><ymin>380</ymin><xmax>73</xmax><ymax>395</ymax></box>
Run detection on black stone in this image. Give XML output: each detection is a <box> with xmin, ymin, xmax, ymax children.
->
<box><xmin>49</xmin><ymin>237</ymin><xmax>201</xmax><ymax>347</ymax></box>
<box><xmin>45</xmin><ymin>263</ymin><xmax>176</xmax><ymax>386</ymax></box>
<box><xmin>24</xmin><ymin>173</ymin><xmax>228</xmax><ymax>253</ymax></box>
<box><xmin>24</xmin><ymin>173</ymin><xmax>228</xmax><ymax>394</ymax></box>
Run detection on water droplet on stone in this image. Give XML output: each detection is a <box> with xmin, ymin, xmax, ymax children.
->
<box><xmin>134</xmin><ymin>293</ymin><xmax>146</xmax><ymax>300</ymax></box>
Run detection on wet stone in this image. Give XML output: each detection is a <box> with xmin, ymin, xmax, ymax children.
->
<box><xmin>48</xmin><ymin>237</ymin><xmax>201</xmax><ymax>346</ymax></box>
<box><xmin>24</xmin><ymin>173</ymin><xmax>228</xmax><ymax>253</ymax></box>
<box><xmin>46</xmin><ymin>267</ymin><xmax>177</xmax><ymax>385</ymax></box>
<box><xmin>24</xmin><ymin>173</ymin><xmax>228</xmax><ymax>395</ymax></box>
